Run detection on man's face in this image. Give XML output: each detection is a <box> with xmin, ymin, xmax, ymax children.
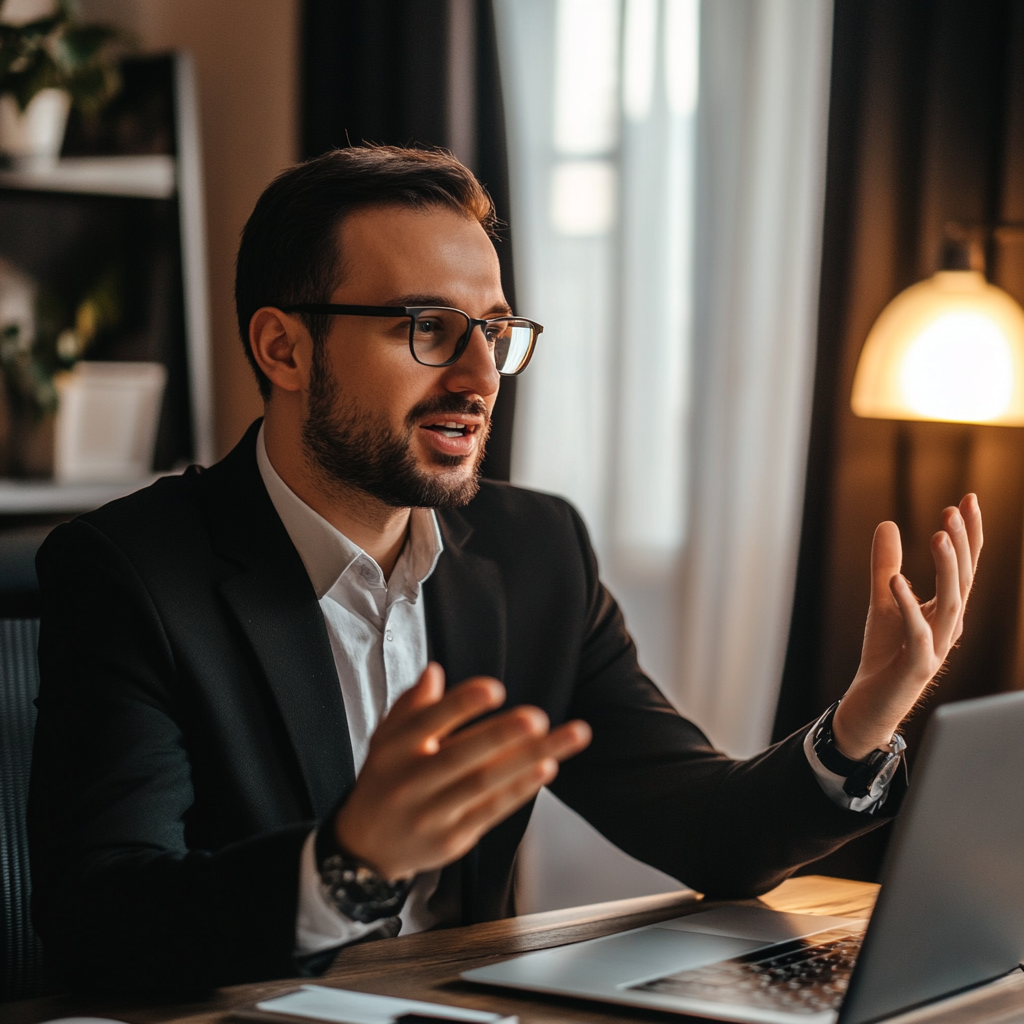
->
<box><xmin>301</xmin><ymin>204</ymin><xmax>506</xmax><ymax>508</ymax></box>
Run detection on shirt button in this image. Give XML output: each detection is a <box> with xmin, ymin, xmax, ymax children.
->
<box><xmin>385</xmin><ymin>629</ymin><xmax>394</xmax><ymax>642</ymax></box>
<box><xmin>361</xmin><ymin>566</ymin><xmax>375</xmax><ymax>580</ymax></box>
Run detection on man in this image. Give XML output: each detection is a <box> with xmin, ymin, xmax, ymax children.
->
<box><xmin>29</xmin><ymin>147</ymin><xmax>982</xmax><ymax>995</ymax></box>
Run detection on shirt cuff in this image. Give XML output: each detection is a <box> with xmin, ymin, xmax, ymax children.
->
<box><xmin>803</xmin><ymin>715</ymin><xmax>894</xmax><ymax>815</ymax></box>
<box><xmin>295</xmin><ymin>827</ymin><xmax>391</xmax><ymax>956</ymax></box>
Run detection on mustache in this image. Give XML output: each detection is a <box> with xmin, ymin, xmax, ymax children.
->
<box><xmin>405</xmin><ymin>394</ymin><xmax>490</xmax><ymax>427</ymax></box>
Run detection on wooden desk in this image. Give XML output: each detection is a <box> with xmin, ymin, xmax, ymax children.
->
<box><xmin>6</xmin><ymin>876</ymin><xmax>1024</xmax><ymax>1024</ymax></box>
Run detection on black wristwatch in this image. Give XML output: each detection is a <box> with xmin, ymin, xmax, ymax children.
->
<box><xmin>812</xmin><ymin>700</ymin><xmax>906</xmax><ymax>800</ymax></box>
<box><xmin>315</xmin><ymin>816</ymin><xmax>412</xmax><ymax>924</ymax></box>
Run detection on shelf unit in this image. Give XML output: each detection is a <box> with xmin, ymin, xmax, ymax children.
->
<box><xmin>0</xmin><ymin>476</ymin><xmax>159</xmax><ymax>516</ymax></box>
<box><xmin>0</xmin><ymin>52</ymin><xmax>212</xmax><ymax>518</ymax></box>
<box><xmin>0</xmin><ymin>155</ymin><xmax>176</xmax><ymax>198</ymax></box>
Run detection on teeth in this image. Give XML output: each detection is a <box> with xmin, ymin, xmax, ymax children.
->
<box><xmin>438</xmin><ymin>428</ymin><xmax>463</xmax><ymax>438</ymax></box>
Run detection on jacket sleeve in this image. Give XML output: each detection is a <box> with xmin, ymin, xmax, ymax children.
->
<box><xmin>547</xmin><ymin>503</ymin><xmax>904</xmax><ymax>899</ymax></box>
<box><xmin>29</xmin><ymin>519</ymin><xmax>313</xmax><ymax>995</ymax></box>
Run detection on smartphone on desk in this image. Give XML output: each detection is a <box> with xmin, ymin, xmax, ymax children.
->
<box><xmin>229</xmin><ymin>984</ymin><xmax>518</xmax><ymax>1024</ymax></box>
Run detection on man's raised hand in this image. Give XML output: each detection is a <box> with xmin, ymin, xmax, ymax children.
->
<box><xmin>832</xmin><ymin>494</ymin><xmax>983</xmax><ymax>761</ymax></box>
<box><xmin>333</xmin><ymin>663</ymin><xmax>592</xmax><ymax>881</ymax></box>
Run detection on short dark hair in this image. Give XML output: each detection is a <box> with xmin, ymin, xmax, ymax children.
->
<box><xmin>235</xmin><ymin>145</ymin><xmax>497</xmax><ymax>398</ymax></box>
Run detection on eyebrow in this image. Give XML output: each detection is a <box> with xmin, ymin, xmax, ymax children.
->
<box><xmin>385</xmin><ymin>294</ymin><xmax>514</xmax><ymax>317</ymax></box>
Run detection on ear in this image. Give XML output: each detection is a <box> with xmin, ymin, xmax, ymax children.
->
<box><xmin>249</xmin><ymin>307</ymin><xmax>313</xmax><ymax>394</ymax></box>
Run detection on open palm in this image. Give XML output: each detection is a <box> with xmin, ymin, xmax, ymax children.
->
<box><xmin>832</xmin><ymin>494</ymin><xmax>983</xmax><ymax>761</ymax></box>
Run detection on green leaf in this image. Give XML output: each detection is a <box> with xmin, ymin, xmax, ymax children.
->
<box><xmin>55</xmin><ymin>24</ymin><xmax>117</xmax><ymax>67</ymax></box>
<box><xmin>66</xmin><ymin>61</ymin><xmax>118</xmax><ymax>114</ymax></box>
<box><xmin>6</xmin><ymin>52</ymin><xmax>63</xmax><ymax>109</ymax></box>
<box><xmin>0</xmin><ymin>3</ymin><xmax>124</xmax><ymax>112</ymax></box>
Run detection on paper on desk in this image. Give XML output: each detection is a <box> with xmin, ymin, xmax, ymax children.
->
<box><xmin>255</xmin><ymin>985</ymin><xmax>517</xmax><ymax>1024</ymax></box>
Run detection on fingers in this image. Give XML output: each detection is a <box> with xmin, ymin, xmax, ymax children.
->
<box><xmin>959</xmin><ymin>493</ymin><xmax>983</xmax><ymax>575</ymax></box>
<box><xmin>844</xmin><ymin>497</ymin><xmax>983</xmax><ymax>760</ymax></box>
<box><xmin>344</xmin><ymin>708</ymin><xmax>591</xmax><ymax>878</ymax></box>
<box><xmin>402</xmin><ymin>706</ymin><xmax>589</xmax><ymax>807</ymax></box>
<box><xmin>870</xmin><ymin>521</ymin><xmax>903</xmax><ymax>608</ymax></box>
<box><xmin>942</xmin><ymin>506</ymin><xmax>973</xmax><ymax>643</ymax></box>
<box><xmin>403</xmin><ymin>704</ymin><xmax>551</xmax><ymax>800</ymax></box>
<box><xmin>929</xmin><ymin>528</ymin><xmax>962</xmax><ymax>650</ymax></box>
<box><xmin>379</xmin><ymin>670</ymin><xmax>506</xmax><ymax>756</ymax></box>
<box><xmin>453</xmin><ymin>759</ymin><xmax>559</xmax><ymax>843</ymax></box>
<box><xmin>889</xmin><ymin>573</ymin><xmax>933</xmax><ymax>665</ymax></box>
<box><xmin>432</xmin><ymin>720</ymin><xmax>592</xmax><ymax>842</ymax></box>
<box><xmin>942</xmin><ymin>506</ymin><xmax>972</xmax><ymax>606</ymax></box>
<box><xmin>933</xmin><ymin>495</ymin><xmax>982</xmax><ymax>641</ymax></box>
<box><xmin>435</xmin><ymin>703</ymin><xmax>550</xmax><ymax>762</ymax></box>
<box><xmin>406</xmin><ymin>757</ymin><xmax>559</xmax><ymax>871</ymax></box>
<box><xmin>435</xmin><ymin>719</ymin><xmax>592</xmax><ymax>810</ymax></box>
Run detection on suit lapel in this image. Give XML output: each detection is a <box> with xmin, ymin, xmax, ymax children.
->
<box><xmin>426</xmin><ymin>509</ymin><xmax>508</xmax><ymax>925</ymax></box>
<box><xmin>198</xmin><ymin>429</ymin><xmax>512</xmax><ymax>915</ymax></box>
<box><xmin>425</xmin><ymin>509</ymin><xmax>507</xmax><ymax>688</ymax></box>
<box><xmin>200</xmin><ymin>423</ymin><xmax>356</xmax><ymax>819</ymax></box>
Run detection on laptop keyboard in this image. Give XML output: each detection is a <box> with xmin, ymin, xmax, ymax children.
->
<box><xmin>630</xmin><ymin>927</ymin><xmax>864</xmax><ymax>1015</ymax></box>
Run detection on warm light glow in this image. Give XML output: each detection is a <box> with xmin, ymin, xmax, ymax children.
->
<box><xmin>900</xmin><ymin>313</ymin><xmax>1014</xmax><ymax>421</ymax></box>
<box><xmin>851</xmin><ymin>271</ymin><xmax>1024</xmax><ymax>425</ymax></box>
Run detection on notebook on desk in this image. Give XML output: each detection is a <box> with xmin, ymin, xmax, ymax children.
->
<box><xmin>464</xmin><ymin>690</ymin><xmax>1024</xmax><ymax>1024</ymax></box>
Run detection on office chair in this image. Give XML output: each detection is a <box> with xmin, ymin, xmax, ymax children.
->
<box><xmin>0</xmin><ymin>618</ymin><xmax>45</xmax><ymax>1001</ymax></box>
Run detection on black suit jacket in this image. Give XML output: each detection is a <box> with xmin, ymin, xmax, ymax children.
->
<box><xmin>29</xmin><ymin>421</ymin><xmax>898</xmax><ymax>994</ymax></box>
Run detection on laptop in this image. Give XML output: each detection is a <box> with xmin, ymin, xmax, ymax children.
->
<box><xmin>463</xmin><ymin>690</ymin><xmax>1024</xmax><ymax>1024</ymax></box>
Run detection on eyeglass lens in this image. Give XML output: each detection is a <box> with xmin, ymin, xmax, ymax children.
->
<box><xmin>410</xmin><ymin>309</ymin><xmax>535</xmax><ymax>373</ymax></box>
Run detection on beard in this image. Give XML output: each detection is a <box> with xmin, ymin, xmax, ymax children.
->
<box><xmin>301</xmin><ymin>345</ymin><xmax>490</xmax><ymax>509</ymax></box>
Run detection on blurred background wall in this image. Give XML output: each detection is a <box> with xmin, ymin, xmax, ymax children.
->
<box><xmin>79</xmin><ymin>0</ymin><xmax>299</xmax><ymax>457</ymax></box>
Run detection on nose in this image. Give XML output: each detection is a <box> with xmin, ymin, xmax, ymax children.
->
<box><xmin>444</xmin><ymin>322</ymin><xmax>501</xmax><ymax>398</ymax></box>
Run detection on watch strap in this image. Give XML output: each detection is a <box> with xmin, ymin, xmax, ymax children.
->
<box><xmin>811</xmin><ymin>701</ymin><xmax>865</xmax><ymax>777</ymax></box>
<box><xmin>812</xmin><ymin>700</ymin><xmax>906</xmax><ymax>800</ymax></box>
<box><xmin>315</xmin><ymin>814</ymin><xmax>412</xmax><ymax>924</ymax></box>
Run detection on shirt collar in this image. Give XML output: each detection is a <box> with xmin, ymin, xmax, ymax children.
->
<box><xmin>255</xmin><ymin>424</ymin><xmax>443</xmax><ymax>601</ymax></box>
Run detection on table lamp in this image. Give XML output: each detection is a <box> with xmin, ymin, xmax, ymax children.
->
<box><xmin>851</xmin><ymin>235</ymin><xmax>1024</xmax><ymax>425</ymax></box>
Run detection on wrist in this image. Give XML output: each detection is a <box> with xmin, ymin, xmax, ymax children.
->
<box><xmin>813</xmin><ymin>700</ymin><xmax>906</xmax><ymax>802</ymax></box>
<box><xmin>316</xmin><ymin>814</ymin><xmax>412</xmax><ymax>924</ymax></box>
<box><xmin>332</xmin><ymin>805</ymin><xmax>408</xmax><ymax>883</ymax></box>
<box><xmin>831</xmin><ymin>701</ymin><xmax>890</xmax><ymax>761</ymax></box>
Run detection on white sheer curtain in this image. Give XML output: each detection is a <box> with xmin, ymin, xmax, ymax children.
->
<box><xmin>494</xmin><ymin>0</ymin><xmax>833</xmax><ymax>911</ymax></box>
<box><xmin>676</xmin><ymin>0</ymin><xmax>834</xmax><ymax>758</ymax></box>
<box><xmin>496</xmin><ymin>0</ymin><xmax>698</xmax><ymax>689</ymax></box>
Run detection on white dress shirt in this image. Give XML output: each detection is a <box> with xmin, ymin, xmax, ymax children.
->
<box><xmin>256</xmin><ymin>428</ymin><xmax>445</xmax><ymax>955</ymax></box>
<box><xmin>256</xmin><ymin>426</ymin><xmax>894</xmax><ymax>958</ymax></box>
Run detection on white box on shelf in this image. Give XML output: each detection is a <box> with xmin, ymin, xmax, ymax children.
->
<box><xmin>54</xmin><ymin>361</ymin><xmax>167</xmax><ymax>484</ymax></box>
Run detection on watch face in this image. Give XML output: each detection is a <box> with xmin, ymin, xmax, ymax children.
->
<box><xmin>873</xmin><ymin>753</ymin><xmax>900</xmax><ymax>792</ymax></box>
<box><xmin>318</xmin><ymin>853</ymin><xmax>412</xmax><ymax>923</ymax></box>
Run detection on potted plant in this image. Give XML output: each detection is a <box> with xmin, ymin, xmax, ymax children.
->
<box><xmin>1</xmin><ymin>260</ymin><xmax>167</xmax><ymax>482</ymax></box>
<box><xmin>0</xmin><ymin>0</ymin><xmax>123</xmax><ymax>168</ymax></box>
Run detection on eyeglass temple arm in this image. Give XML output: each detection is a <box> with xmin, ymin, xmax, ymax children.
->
<box><xmin>278</xmin><ymin>304</ymin><xmax>412</xmax><ymax>316</ymax></box>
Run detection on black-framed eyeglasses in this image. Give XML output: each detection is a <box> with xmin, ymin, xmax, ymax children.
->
<box><xmin>280</xmin><ymin>304</ymin><xmax>543</xmax><ymax>376</ymax></box>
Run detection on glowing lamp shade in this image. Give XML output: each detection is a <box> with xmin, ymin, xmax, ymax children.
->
<box><xmin>851</xmin><ymin>270</ymin><xmax>1024</xmax><ymax>425</ymax></box>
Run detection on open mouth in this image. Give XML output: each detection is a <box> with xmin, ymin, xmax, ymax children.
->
<box><xmin>422</xmin><ymin>419</ymin><xmax>480</xmax><ymax>439</ymax></box>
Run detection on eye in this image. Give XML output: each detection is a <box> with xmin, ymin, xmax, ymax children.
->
<box><xmin>484</xmin><ymin>322</ymin><xmax>506</xmax><ymax>344</ymax></box>
<box><xmin>415</xmin><ymin>317</ymin><xmax>443</xmax><ymax>336</ymax></box>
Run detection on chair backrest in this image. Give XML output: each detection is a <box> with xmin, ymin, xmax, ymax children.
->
<box><xmin>0</xmin><ymin>618</ymin><xmax>44</xmax><ymax>1002</ymax></box>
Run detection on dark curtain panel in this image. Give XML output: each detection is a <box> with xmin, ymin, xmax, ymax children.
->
<box><xmin>301</xmin><ymin>0</ymin><xmax>518</xmax><ymax>481</ymax></box>
<box><xmin>774</xmin><ymin>0</ymin><xmax>1024</xmax><ymax>880</ymax></box>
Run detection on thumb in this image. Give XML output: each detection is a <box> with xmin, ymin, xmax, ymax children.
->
<box><xmin>889</xmin><ymin>572</ymin><xmax>931</xmax><ymax>661</ymax></box>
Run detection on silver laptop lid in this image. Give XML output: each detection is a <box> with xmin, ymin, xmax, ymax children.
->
<box><xmin>839</xmin><ymin>689</ymin><xmax>1024</xmax><ymax>1024</ymax></box>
